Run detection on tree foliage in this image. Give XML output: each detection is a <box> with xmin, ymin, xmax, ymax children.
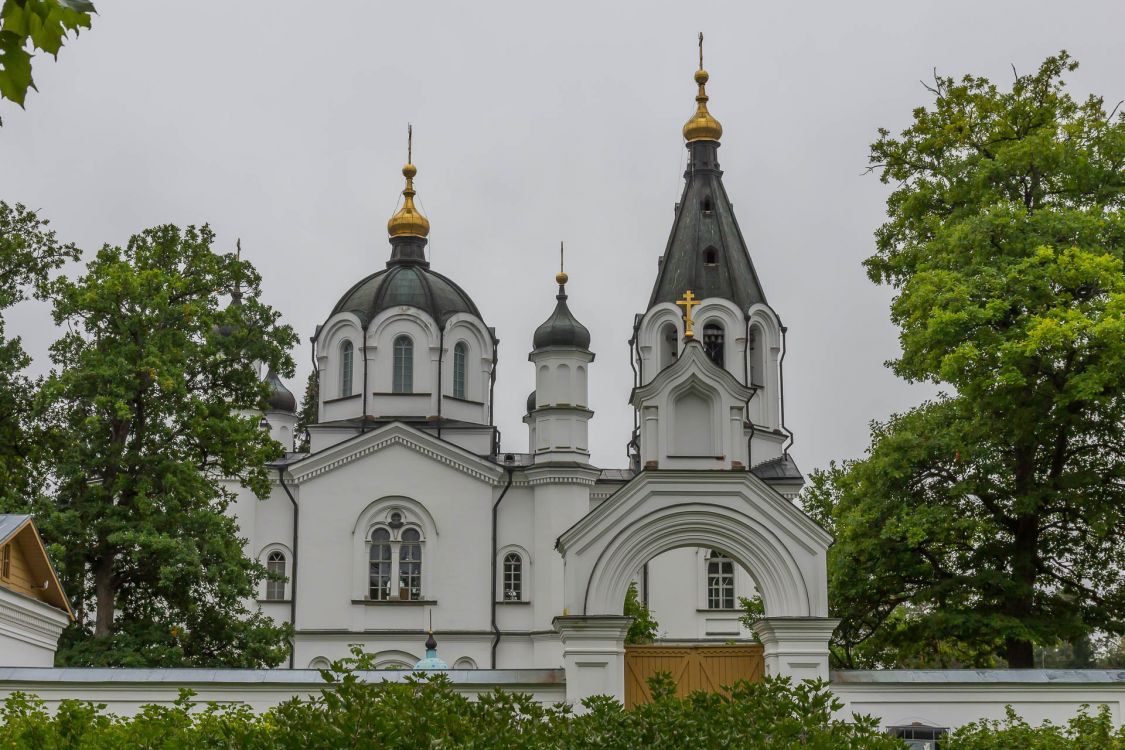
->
<box><xmin>623</xmin><ymin>581</ymin><xmax>659</xmax><ymax>644</ymax></box>
<box><xmin>0</xmin><ymin>200</ymin><xmax>77</xmax><ymax>508</ymax></box>
<box><xmin>814</xmin><ymin>52</ymin><xmax>1125</xmax><ymax>668</ymax></box>
<box><xmin>0</xmin><ymin>0</ymin><xmax>94</xmax><ymax>120</ymax></box>
<box><xmin>0</xmin><ymin>650</ymin><xmax>911</xmax><ymax>749</ymax></box>
<box><xmin>34</xmin><ymin>223</ymin><xmax>297</xmax><ymax>667</ymax></box>
<box><xmin>294</xmin><ymin>369</ymin><xmax>317</xmax><ymax>453</ymax></box>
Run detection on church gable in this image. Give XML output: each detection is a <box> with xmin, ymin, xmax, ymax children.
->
<box><xmin>631</xmin><ymin>340</ymin><xmax>754</xmax><ymax>470</ymax></box>
<box><xmin>286</xmin><ymin>422</ymin><xmax>504</xmax><ymax>485</ymax></box>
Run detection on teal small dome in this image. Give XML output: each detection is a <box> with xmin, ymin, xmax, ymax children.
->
<box><xmin>413</xmin><ymin>632</ymin><xmax>449</xmax><ymax>670</ymax></box>
<box><xmin>526</xmin><ymin>390</ymin><xmax>536</xmax><ymax>413</ymax></box>
<box><xmin>532</xmin><ymin>285</ymin><xmax>590</xmax><ymax>351</ymax></box>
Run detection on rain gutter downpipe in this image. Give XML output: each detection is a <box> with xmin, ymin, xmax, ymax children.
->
<box><xmin>489</xmin><ymin>466</ymin><xmax>515</xmax><ymax>668</ymax></box>
<box><xmin>277</xmin><ymin>467</ymin><xmax>299</xmax><ymax>669</ymax></box>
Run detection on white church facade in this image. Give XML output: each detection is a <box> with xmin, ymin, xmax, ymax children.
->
<box><xmin>230</xmin><ymin>60</ymin><xmax>834</xmax><ymax>686</ymax></box>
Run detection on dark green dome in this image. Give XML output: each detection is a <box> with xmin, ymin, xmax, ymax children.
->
<box><xmin>533</xmin><ymin>288</ymin><xmax>590</xmax><ymax>350</ymax></box>
<box><xmin>526</xmin><ymin>390</ymin><xmax>536</xmax><ymax>413</ymax></box>
<box><xmin>264</xmin><ymin>369</ymin><xmax>296</xmax><ymax>412</ymax></box>
<box><xmin>330</xmin><ymin>263</ymin><xmax>483</xmax><ymax>327</ymax></box>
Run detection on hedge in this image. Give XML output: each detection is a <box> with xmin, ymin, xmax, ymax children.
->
<box><xmin>0</xmin><ymin>652</ymin><xmax>1121</xmax><ymax>748</ymax></box>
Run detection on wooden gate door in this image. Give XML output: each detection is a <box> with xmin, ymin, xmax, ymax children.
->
<box><xmin>623</xmin><ymin>644</ymin><xmax>764</xmax><ymax>708</ymax></box>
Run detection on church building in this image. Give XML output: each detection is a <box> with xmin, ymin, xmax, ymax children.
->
<box><xmin>230</xmin><ymin>55</ymin><xmax>828</xmax><ymax>676</ymax></box>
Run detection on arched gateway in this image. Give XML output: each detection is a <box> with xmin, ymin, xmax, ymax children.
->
<box><xmin>554</xmin><ymin>471</ymin><xmax>837</xmax><ymax>704</ymax></box>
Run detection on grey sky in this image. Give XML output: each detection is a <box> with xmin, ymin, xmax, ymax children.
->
<box><xmin>2</xmin><ymin>1</ymin><xmax>1121</xmax><ymax>474</ymax></box>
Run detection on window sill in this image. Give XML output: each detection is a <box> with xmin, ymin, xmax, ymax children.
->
<box><xmin>371</xmin><ymin>392</ymin><xmax>432</xmax><ymax>397</ymax></box>
<box><xmin>323</xmin><ymin>393</ymin><xmax>361</xmax><ymax>404</ymax></box>
<box><xmin>496</xmin><ymin>600</ymin><xmax>530</xmax><ymax>605</ymax></box>
<box><xmin>696</xmin><ymin>608</ymin><xmax>741</xmax><ymax>613</ymax></box>
<box><xmin>258</xmin><ymin>599</ymin><xmax>292</xmax><ymax>604</ymax></box>
<box><xmin>352</xmin><ymin>599</ymin><xmax>437</xmax><ymax>606</ymax></box>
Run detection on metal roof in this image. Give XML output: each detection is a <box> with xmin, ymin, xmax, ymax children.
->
<box><xmin>0</xmin><ymin>514</ymin><xmax>30</xmax><ymax>544</ymax></box>
<box><xmin>831</xmin><ymin>669</ymin><xmax>1125</xmax><ymax>684</ymax></box>
<box><xmin>0</xmin><ymin>667</ymin><xmax>566</xmax><ymax>686</ymax></box>
<box><xmin>329</xmin><ymin>263</ymin><xmax>483</xmax><ymax>328</ymax></box>
<box><xmin>751</xmin><ymin>454</ymin><xmax>804</xmax><ymax>481</ymax></box>
<box><xmin>647</xmin><ymin>142</ymin><xmax>768</xmax><ymax>314</ymax></box>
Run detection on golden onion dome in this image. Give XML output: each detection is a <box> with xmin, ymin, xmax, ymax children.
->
<box><xmin>386</xmin><ymin>161</ymin><xmax>430</xmax><ymax>238</ymax></box>
<box><xmin>682</xmin><ymin>68</ymin><xmax>723</xmax><ymax>143</ymax></box>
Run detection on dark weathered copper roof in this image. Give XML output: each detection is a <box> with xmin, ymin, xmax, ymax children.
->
<box><xmin>330</xmin><ymin>263</ymin><xmax>483</xmax><ymax>327</ymax></box>
<box><xmin>264</xmin><ymin>370</ymin><xmax>297</xmax><ymax>413</ymax></box>
<box><xmin>750</xmin><ymin>453</ymin><xmax>803</xmax><ymax>481</ymax></box>
<box><xmin>533</xmin><ymin>285</ymin><xmax>591</xmax><ymax>350</ymax></box>
<box><xmin>526</xmin><ymin>390</ymin><xmax>536</xmax><ymax>413</ymax></box>
<box><xmin>647</xmin><ymin>141</ymin><xmax>767</xmax><ymax>313</ymax></box>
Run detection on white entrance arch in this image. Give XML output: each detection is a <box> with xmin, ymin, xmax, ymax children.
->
<box><xmin>554</xmin><ymin>471</ymin><xmax>837</xmax><ymax>704</ymax></box>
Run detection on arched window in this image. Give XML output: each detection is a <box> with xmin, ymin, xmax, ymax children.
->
<box><xmin>701</xmin><ymin>196</ymin><xmax>714</xmax><ymax>213</ymax></box>
<box><xmin>660</xmin><ymin>323</ymin><xmax>679</xmax><ymax>370</ymax></box>
<box><xmin>453</xmin><ymin>342</ymin><xmax>468</xmax><ymax>399</ymax></box>
<box><xmin>398</xmin><ymin>527</ymin><xmax>422</xmax><ymax>601</ymax></box>
<box><xmin>503</xmin><ymin>552</ymin><xmax>523</xmax><ymax>601</ymax></box>
<box><xmin>392</xmin><ymin>335</ymin><xmax>413</xmax><ymax>393</ymax></box>
<box><xmin>706</xmin><ymin>550</ymin><xmax>735</xmax><ymax>610</ymax></box>
<box><xmin>340</xmin><ymin>340</ymin><xmax>354</xmax><ymax>397</ymax></box>
<box><xmin>265</xmin><ymin>551</ymin><xmax>287</xmax><ymax>600</ymax></box>
<box><xmin>702</xmin><ymin>322</ymin><xmax>724</xmax><ymax>367</ymax></box>
<box><xmin>369</xmin><ymin>528</ymin><xmax>392</xmax><ymax>600</ymax></box>
<box><xmin>703</xmin><ymin>246</ymin><xmax>718</xmax><ymax>265</ymax></box>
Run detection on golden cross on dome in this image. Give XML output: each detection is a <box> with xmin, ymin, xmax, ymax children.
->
<box><xmin>676</xmin><ymin>290</ymin><xmax>701</xmax><ymax>338</ymax></box>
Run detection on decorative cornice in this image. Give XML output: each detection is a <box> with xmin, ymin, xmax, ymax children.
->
<box><xmin>286</xmin><ymin>423</ymin><xmax>505</xmax><ymax>485</ymax></box>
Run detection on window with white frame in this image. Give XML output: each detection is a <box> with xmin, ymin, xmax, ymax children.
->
<box><xmin>367</xmin><ymin>514</ymin><xmax>425</xmax><ymax>601</ymax></box>
<box><xmin>369</xmin><ymin>528</ymin><xmax>393</xmax><ymax>600</ymax></box>
<box><xmin>453</xmin><ymin>341</ymin><xmax>468</xmax><ymax>399</ymax></box>
<box><xmin>340</xmin><ymin>340</ymin><xmax>354</xmax><ymax>396</ymax></box>
<box><xmin>265</xmin><ymin>550</ymin><xmax>287</xmax><ymax>600</ymax></box>
<box><xmin>392</xmin><ymin>335</ymin><xmax>413</xmax><ymax>393</ymax></box>
<box><xmin>503</xmin><ymin>552</ymin><xmax>523</xmax><ymax>601</ymax></box>
<box><xmin>706</xmin><ymin>549</ymin><xmax>735</xmax><ymax>609</ymax></box>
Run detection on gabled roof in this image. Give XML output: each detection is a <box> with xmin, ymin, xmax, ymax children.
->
<box><xmin>0</xmin><ymin>515</ymin><xmax>74</xmax><ymax>619</ymax></box>
<box><xmin>630</xmin><ymin>338</ymin><xmax>755</xmax><ymax>407</ymax></box>
<box><xmin>284</xmin><ymin>421</ymin><xmax>506</xmax><ymax>485</ymax></box>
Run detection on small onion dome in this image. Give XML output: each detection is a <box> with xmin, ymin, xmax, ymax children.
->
<box><xmin>533</xmin><ymin>279</ymin><xmax>591</xmax><ymax>351</ymax></box>
<box><xmin>264</xmin><ymin>370</ymin><xmax>297</xmax><ymax>413</ymax></box>
<box><xmin>414</xmin><ymin>631</ymin><xmax>449</xmax><ymax>670</ymax></box>
<box><xmin>386</xmin><ymin>163</ymin><xmax>431</xmax><ymax>239</ymax></box>
<box><xmin>526</xmin><ymin>390</ymin><xmax>536</xmax><ymax>413</ymax></box>
<box><xmin>682</xmin><ymin>68</ymin><xmax>723</xmax><ymax>143</ymax></box>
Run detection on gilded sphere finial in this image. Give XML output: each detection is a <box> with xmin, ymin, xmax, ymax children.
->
<box><xmin>402</xmin><ymin>163</ymin><xmax>417</xmax><ymax>179</ymax></box>
<box><xmin>683</xmin><ymin>65</ymin><xmax>723</xmax><ymax>143</ymax></box>
<box><xmin>556</xmin><ymin>271</ymin><xmax>569</xmax><ymax>285</ymax></box>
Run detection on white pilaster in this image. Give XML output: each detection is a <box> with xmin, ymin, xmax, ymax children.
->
<box><xmin>752</xmin><ymin>617</ymin><xmax>839</xmax><ymax>681</ymax></box>
<box><xmin>553</xmin><ymin>615</ymin><xmax>633</xmax><ymax>707</ymax></box>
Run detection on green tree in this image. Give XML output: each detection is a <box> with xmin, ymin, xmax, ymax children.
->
<box><xmin>0</xmin><ymin>201</ymin><xmax>77</xmax><ymax>508</ymax></box>
<box><xmin>623</xmin><ymin>581</ymin><xmax>659</xmax><ymax>644</ymax></box>
<box><xmin>0</xmin><ymin>0</ymin><xmax>94</xmax><ymax>121</ymax></box>
<box><xmin>294</xmin><ymin>369</ymin><xmax>318</xmax><ymax>452</ymax></box>
<box><xmin>36</xmin><ymin>223</ymin><xmax>297</xmax><ymax>667</ymax></box>
<box><xmin>815</xmin><ymin>52</ymin><xmax>1125</xmax><ymax>668</ymax></box>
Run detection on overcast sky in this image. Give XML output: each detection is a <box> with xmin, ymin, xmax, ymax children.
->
<box><xmin>1</xmin><ymin>1</ymin><xmax>1121</xmax><ymax>474</ymax></box>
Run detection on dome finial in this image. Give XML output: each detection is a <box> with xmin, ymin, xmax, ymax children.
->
<box><xmin>556</xmin><ymin>241</ymin><xmax>568</xmax><ymax>287</ymax></box>
<box><xmin>682</xmin><ymin>33</ymin><xmax>723</xmax><ymax>143</ymax></box>
<box><xmin>387</xmin><ymin>124</ymin><xmax>431</xmax><ymax>238</ymax></box>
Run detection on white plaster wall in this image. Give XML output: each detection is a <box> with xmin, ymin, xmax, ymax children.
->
<box><xmin>832</xmin><ymin>681</ymin><xmax>1125</xmax><ymax>730</ymax></box>
<box><xmin>644</xmin><ymin>548</ymin><xmax>756</xmax><ymax>641</ymax></box>
<box><xmin>290</xmin><ymin>443</ymin><xmax>495</xmax><ymax>640</ymax></box>
<box><xmin>0</xmin><ymin>589</ymin><xmax>69</xmax><ymax>667</ymax></box>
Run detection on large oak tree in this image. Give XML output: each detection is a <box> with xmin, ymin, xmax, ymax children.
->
<box><xmin>807</xmin><ymin>53</ymin><xmax>1125</xmax><ymax>668</ymax></box>
<box><xmin>36</xmin><ymin>223</ymin><xmax>298</xmax><ymax>666</ymax></box>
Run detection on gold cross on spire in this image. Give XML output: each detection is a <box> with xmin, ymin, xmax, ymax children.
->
<box><xmin>698</xmin><ymin>31</ymin><xmax>704</xmax><ymax>70</ymax></box>
<box><xmin>676</xmin><ymin>290</ymin><xmax>701</xmax><ymax>338</ymax></box>
<box><xmin>557</xmin><ymin>241</ymin><xmax>568</xmax><ymax>285</ymax></box>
